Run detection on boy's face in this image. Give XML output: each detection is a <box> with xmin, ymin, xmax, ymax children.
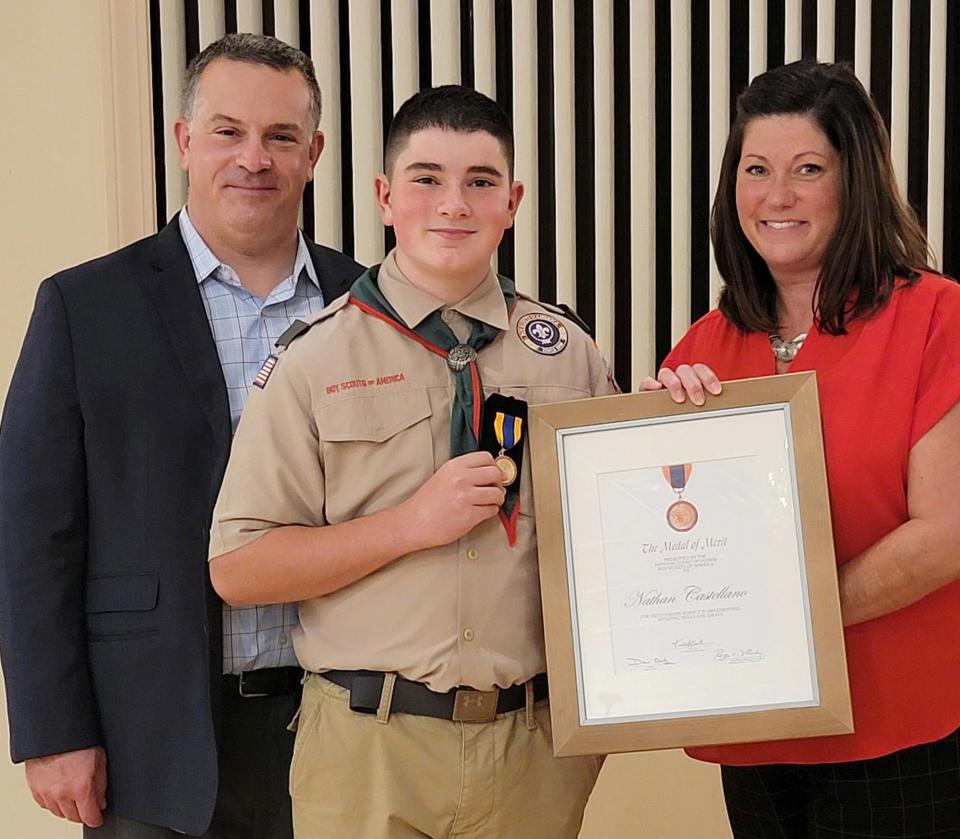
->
<box><xmin>375</xmin><ymin>128</ymin><xmax>524</xmax><ymax>291</ymax></box>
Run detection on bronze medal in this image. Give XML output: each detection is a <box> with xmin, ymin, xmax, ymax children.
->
<box><xmin>666</xmin><ymin>499</ymin><xmax>699</xmax><ymax>532</ymax></box>
<box><xmin>661</xmin><ymin>463</ymin><xmax>698</xmax><ymax>532</ymax></box>
<box><xmin>495</xmin><ymin>453</ymin><xmax>518</xmax><ymax>486</ymax></box>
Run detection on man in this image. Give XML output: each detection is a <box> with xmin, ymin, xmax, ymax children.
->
<box><xmin>208</xmin><ymin>86</ymin><xmax>614</xmax><ymax>838</ymax></box>
<box><xmin>0</xmin><ymin>34</ymin><xmax>362</xmax><ymax>838</ymax></box>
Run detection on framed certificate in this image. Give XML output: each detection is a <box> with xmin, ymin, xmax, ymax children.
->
<box><xmin>528</xmin><ymin>372</ymin><xmax>852</xmax><ymax>756</ymax></box>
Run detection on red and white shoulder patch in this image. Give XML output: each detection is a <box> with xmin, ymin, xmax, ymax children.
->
<box><xmin>252</xmin><ymin>355</ymin><xmax>278</xmax><ymax>389</ymax></box>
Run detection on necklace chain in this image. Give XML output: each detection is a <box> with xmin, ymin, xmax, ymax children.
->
<box><xmin>768</xmin><ymin>332</ymin><xmax>808</xmax><ymax>363</ymax></box>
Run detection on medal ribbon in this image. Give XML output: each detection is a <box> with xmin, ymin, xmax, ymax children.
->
<box><xmin>661</xmin><ymin>464</ymin><xmax>692</xmax><ymax>494</ymax></box>
<box><xmin>493</xmin><ymin>412</ymin><xmax>523</xmax><ymax>452</ymax></box>
<box><xmin>492</xmin><ymin>411</ymin><xmax>525</xmax><ymax>540</ymax></box>
<box><xmin>491</xmin><ymin>405</ymin><xmax>525</xmax><ymax>545</ymax></box>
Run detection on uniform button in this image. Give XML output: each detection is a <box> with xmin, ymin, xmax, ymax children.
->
<box><xmin>463</xmin><ymin>628</ymin><xmax>475</xmax><ymax>642</ymax></box>
<box><xmin>467</xmin><ymin>548</ymin><xmax>479</xmax><ymax>560</ymax></box>
<box><xmin>278</xmin><ymin>634</ymin><xmax>288</xmax><ymax>646</ymax></box>
<box><xmin>442</xmin><ymin>309</ymin><xmax>455</xmax><ymax>323</ymax></box>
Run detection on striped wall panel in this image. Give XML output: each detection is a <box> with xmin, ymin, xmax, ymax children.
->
<box><xmin>149</xmin><ymin>0</ymin><xmax>960</xmax><ymax>387</ymax></box>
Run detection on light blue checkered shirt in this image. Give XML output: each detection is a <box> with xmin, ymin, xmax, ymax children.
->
<box><xmin>179</xmin><ymin>208</ymin><xmax>328</xmax><ymax>675</ymax></box>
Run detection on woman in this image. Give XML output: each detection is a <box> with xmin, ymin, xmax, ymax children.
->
<box><xmin>654</xmin><ymin>61</ymin><xmax>960</xmax><ymax>837</ymax></box>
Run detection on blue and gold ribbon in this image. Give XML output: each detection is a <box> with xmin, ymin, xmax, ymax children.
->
<box><xmin>493</xmin><ymin>411</ymin><xmax>523</xmax><ymax>452</ymax></box>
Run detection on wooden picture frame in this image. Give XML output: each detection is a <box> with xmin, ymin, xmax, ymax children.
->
<box><xmin>528</xmin><ymin>372</ymin><xmax>852</xmax><ymax>756</ymax></box>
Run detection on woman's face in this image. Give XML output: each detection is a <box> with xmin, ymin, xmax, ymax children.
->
<box><xmin>735</xmin><ymin>114</ymin><xmax>841</xmax><ymax>285</ymax></box>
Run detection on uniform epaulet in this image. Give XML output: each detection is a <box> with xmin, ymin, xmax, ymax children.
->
<box><xmin>274</xmin><ymin>292</ymin><xmax>352</xmax><ymax>351</ymax></box>
<box><xmin>514</xmin><ymin>292</ymin><xmax>595</xmax><ymax>340</ymax></box>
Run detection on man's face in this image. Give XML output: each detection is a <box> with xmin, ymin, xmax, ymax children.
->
<box><xmin>174</xmin><ymin>59</ymin><xmax>322</xmax><ymax>247</ymax></box>
<box><xmin>375</xmin><ymin>128</ymin><xmax>523</xmax><ymax>290</ymax></box>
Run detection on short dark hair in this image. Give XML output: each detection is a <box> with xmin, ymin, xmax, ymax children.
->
<box><xmin>180</xmin><ymin>33</ymin><xmax>322</xmax><ymax>129</ymax></box>
<box><xmin>712</xmin><ymin>60</ymin><xmax>931</xmax><ymax>335</ymax></box>
<box><xmin>383</xmin><ymin>85</ymin><xmax>515</xmax><ymax>177</ymax></box>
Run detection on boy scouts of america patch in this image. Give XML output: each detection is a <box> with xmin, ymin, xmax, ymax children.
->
<box><xmin>252</xmin><ymin>355</ymin><xmax>278</xmax><ymax>389</ymax></box>
<box><xmin>517</xmin><ymin>313</ymin><xmax>568</xmax><ymax>355</ymax></box>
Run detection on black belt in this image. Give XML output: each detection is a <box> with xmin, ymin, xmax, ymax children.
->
<box><xmin>223</xmin><ymin>666</ymin><xmax>302</xmax><ymax>698</ymax></box>
<box><xmin>321</xmin><ymin>670</ymin><xmax>548</xmax><ymax>723</ymax></box>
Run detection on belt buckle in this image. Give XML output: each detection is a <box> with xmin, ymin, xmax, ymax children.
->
<box><xmin>452</xmin><ymin>688</ymin><xmax>499</xmax><ymax>723</ymax></box>
<box><xmin>238</xmin><ymin>671</ymin><xmax>269</xmax><ymax>698</ymax></box>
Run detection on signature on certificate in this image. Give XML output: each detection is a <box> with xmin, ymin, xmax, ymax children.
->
<box><xmin>670</xmin><ymin>637</ymin><xmax>713</xmax><ymax>652</ymax></box>
<box><xmin>714</xmin><ymin>648</ymin><xmax>764</xmax><ymax>664</ymax></box>
<box><xmin>625</xmin><ymin>656</ymin><xmax>677</xmax><ymax>669</ymax></box>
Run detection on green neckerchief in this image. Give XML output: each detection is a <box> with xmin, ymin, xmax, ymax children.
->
<box><xmin>349</xmin><ymin>264</ymin><xmax>516</xmax><ymax>458</ymax></box>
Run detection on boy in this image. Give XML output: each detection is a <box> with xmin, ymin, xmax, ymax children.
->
<box><xmin>209</xmin><ymin>86</ymin><xmax>615</xmax><ymax>838</ymax></box>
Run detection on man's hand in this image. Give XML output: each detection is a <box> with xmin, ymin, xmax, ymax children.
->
<box><xmin>25</xmin><ymin>746</ymin><xmax>107</xmax><ymax>827</ymax></box>
<box><xmin>639</xmin><ymin>363</ymin><xmax>722</xmax><ymax>405</ymax></box>
<box><xmin>403</xmin><ymin>451</ymin><xmax>506</xmax><ymax>549</ymax></box>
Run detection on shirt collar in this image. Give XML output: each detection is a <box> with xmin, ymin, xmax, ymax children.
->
<box><xmin>177</xmin><ymin>207</ymin><xmax>319</xmax><ymax>290</ymax></box>
<box><xmin>376</xmin><ymin>250</ymin><xmax>509</xmax><ymax>332</ymax></box>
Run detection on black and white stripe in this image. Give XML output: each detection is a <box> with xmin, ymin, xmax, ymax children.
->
<box><xmin>150</xmin><ymin>0</ymin><xmax>960</xmax><ymax>384</ymax></box>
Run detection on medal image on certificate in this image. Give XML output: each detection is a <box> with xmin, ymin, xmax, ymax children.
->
<box><xmin>598</xmin><ymin>456</ymin><xmax>775</xmax><ymax>678</ymax></box>
<box><xmin>662</xmin><ymin>464</ymin><xmax>698</xmax><ymax>531</ymax></box>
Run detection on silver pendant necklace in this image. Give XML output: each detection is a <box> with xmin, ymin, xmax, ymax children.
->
<box><xmin>768</xmin><ymin>332</ymin><xmax>808</xmax><ymax>363</ymax></box>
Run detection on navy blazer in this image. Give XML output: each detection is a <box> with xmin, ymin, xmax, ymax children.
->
<box><xmin>0</xmin><ymin>217</ymin><xmax>363</xmax><ymax>834</ymax></box>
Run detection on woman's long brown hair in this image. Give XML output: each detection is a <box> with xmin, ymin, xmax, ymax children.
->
<box><xmin>713</xmin><ymin>60</ymin><xmax>931</xmax><ymax>335</ymax></box>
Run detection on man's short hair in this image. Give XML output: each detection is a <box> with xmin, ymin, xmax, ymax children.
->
<box><xmin>180</xmin><ymin>33</ymin><xmax>322</xmax><ymax>129</ymax></box>
<box><xmin>384</xmin><ymin>85</ymin><xmax>515</xmax><ymax>177</ymax></box>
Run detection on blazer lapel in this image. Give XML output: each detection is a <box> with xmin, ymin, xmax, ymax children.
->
<box><xmin>305</xmin><ymin>238</ymin><xmax>361</xmax><ymax>302</ymax></box>
<box><xmin>144</xmin><ymin>217</ymin><xmax>231</xmax><ymax>456</ymax></box>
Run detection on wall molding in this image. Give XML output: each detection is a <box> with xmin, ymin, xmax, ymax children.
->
<box><xmin>99</xmin><ymin>0</ymin><xmax>157</xmax><ymax>247</ymax></box>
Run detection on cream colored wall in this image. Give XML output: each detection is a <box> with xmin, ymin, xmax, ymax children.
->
<box><xmin>0</xmin><ymin>2</ymin><xmax>730</xmax><ymax>836</ymax></box>
<box><xmin>2</xmin><ymin>7</ymin><xmax>108</xmax><ymax>398</ymax></box>
<box><xmin>1</xmin><ymin>1</ymin><xmax>116</xmax><ymax>834</ymax></box>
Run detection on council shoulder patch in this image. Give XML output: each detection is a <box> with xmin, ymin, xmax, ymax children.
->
<box><xmin>516</xmin><ymin>313</ymin><xmax>569</xmax><ymax>355</ymax></box>
<box><xmin>252</xmin><ymin>355</ymin><xmax>278</xmax><ymax>389</ymax></box>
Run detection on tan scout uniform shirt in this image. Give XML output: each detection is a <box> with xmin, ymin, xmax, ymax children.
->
<box><xmin>210</xmin><ymin>252</ymin><xmax>618</xmax><ymax>693</ymax></box>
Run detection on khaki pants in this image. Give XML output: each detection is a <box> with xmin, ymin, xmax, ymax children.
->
<box><xmin>290</xmin><ymin>673</ymin><xmax>601</xmax><ymax>838</ymax></box>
